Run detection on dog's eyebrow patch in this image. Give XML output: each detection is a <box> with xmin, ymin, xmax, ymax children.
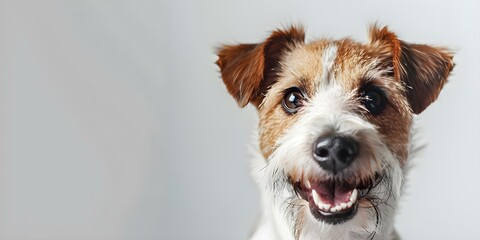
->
<box><xmin>363</xmin><ymin>63</ymin><xmax>394</xmax><ymax>80</ymax></box>
<box><xmin>297</xmin><ymin>77</ymin><xmax>315</xmax><ymax>97</ymax></box>
<box><xmin>359</xmin><ymin>76</ymin><xmax>378</xmax><ymax>85</ymax></box>
<box><xmin>361</xmin><ymin>74</ymin><xmax>398</xmax><ymax>94</ymax></box>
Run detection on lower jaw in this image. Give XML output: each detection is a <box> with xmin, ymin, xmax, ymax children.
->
<box><xmin>308</xmin><ymin>201</ymin><xmax>359</xmax><ymax>225</ymax></box>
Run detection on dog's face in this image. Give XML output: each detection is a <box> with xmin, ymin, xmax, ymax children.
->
<box><xmin>216</xmin><ymin>26</ymin><xmax>453</xmax><ymax>239</ymax></box>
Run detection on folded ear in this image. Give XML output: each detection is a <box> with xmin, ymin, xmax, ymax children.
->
<box><xmin>216</xmin><ymin>26</ymin><xmax>305</xmax><ymax>107</ymax></box>
<box><xmin>369</xmin><ymin>25</ymin><xmax>454</xmax><ymax>114</ymax></box>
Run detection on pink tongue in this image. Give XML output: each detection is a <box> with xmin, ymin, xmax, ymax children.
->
<box><xmin>315</xmin><ymin>183</ymin><xmax>352</xmax><ymax>206</ymax></box>
<box><xmin>333</xmin><ymin>187</ymin><xmax>352</xmax><ymax>205</ymax></box>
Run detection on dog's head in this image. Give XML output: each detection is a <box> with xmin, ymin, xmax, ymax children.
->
<box><xmin>216</xmin><ymin>25</ymin><xmax>453</xmax><ymax>239</ymax></box>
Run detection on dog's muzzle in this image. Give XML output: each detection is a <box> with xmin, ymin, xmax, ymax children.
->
<box><xmin>292</xmin><ymin>134</ymin><xmax>377</xmax><ymax>224</ymax></box>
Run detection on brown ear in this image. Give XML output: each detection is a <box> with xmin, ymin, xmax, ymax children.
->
<box><xmin>369</xmin><ymin>26</ymin><xmax>454</xmax><ymax>114</ymax></box>
<box><xmin>216</xmin><ymin>26</ymin><xmax>305</xmax><ymax>107</ymax></box>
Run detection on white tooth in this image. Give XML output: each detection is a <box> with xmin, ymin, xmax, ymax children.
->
<box><xmin>305</xmin><ymin>180</ymin><xmax>311</xmax><ymax>189</ymax></box>
<box><xmin>312</xmin><ymin>189</ymin><xmax>321</xmax><ymax>206</ymax></box>
<box><xmin>330</xmin><ymin>207</ymin><xmax>338</xmax><ymax>213</ymax></box>
<box><xmin>347</xmin><ymin>202</ymin><xmax>353</xmax><ymax>208</ymax></box>
<box><xmin>323</xmin><ymin>204</ymin><xmax>331</xmax><ymax>210</ymax></box>
<box><xmin>340</xmin><ymin>203</ymin><xmax>348</xmax><ymax>209</ymax></box>
<box><xmin>350</xmin><ymin>189</ymin><xmax>358</xmax><ymax>202</ymax></box>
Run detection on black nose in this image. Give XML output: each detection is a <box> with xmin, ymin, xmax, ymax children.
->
<box><xmin>312</xmin><ymin>135</ymin><xmax>359</xmax><ymax>174</ymax></box>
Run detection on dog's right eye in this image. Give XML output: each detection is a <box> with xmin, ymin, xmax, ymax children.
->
<box><xmin>361</xmin><ymin>85</ymin><xmax>387</xmax><ymax>115</ymax></box>
<box><xmin>282</xmin><ymin>88</ymin><xmax>304</xmax><ymax>114</ymax></box>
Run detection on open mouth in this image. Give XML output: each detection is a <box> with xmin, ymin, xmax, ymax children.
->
<box><xmin>293</xmin><ymin>175</ymin><xmax>380</xmax><ymax>224</ymax></box>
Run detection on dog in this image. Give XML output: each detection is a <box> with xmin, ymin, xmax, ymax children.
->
<box><xmin>215</xmin><ymin>25</ymin><xmax>454</xmax><ymax>240</ymax></box>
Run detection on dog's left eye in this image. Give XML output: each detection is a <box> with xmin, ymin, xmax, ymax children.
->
<box><xmin>361</xmin><ymin>85</ymin><xmax>387</xmax><ymax>115</ymax></box>
<box><xmin>282</xmin><ymin>88</ymin><xmax>304</xmax><ymax>114</ymax></box>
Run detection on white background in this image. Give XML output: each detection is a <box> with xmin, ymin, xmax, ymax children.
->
<box><xmin>1</xmin><ymin>0</ymin><xmax>479</xmax><ymax>239</ymax></box>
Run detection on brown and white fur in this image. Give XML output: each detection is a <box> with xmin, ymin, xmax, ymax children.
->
<box><xmin>216</xmin><ymin>25</ymin><xmax>454</xmax><ymax>240</ymax></box>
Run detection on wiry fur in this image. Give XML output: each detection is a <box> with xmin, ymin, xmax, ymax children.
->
<box><xmin>253</xmin><ymin>83</ymin><xmax>402</xmax><ymax>240</ymax></box>
<box><xmin>216</xmin><ymin>24</ymin><xmax>454</xmax><ymax>240</ymax></box>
